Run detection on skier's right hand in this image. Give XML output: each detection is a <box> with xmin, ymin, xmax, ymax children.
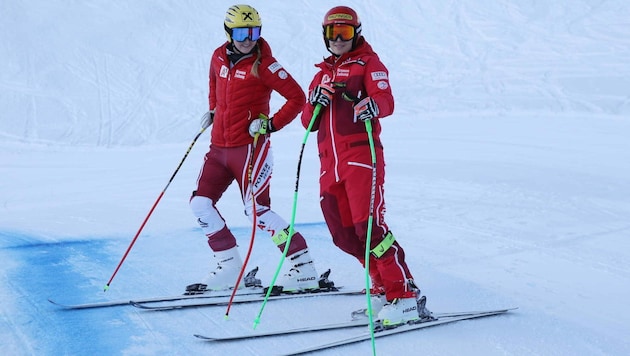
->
<box><xmin>309</xmin><ymin>84</ymin><xmax>334</xmax><ymax>107</ymax></box>
<box><xmin>201</xmin><ymin>110</ymin><xmax>214</xmax><ymax>129</ymax></box>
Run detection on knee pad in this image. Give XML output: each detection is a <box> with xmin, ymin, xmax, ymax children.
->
<box><xmin>190</xmin><ymin>196</ymin><xmax>225</xmax><ymax>234</ymax></box>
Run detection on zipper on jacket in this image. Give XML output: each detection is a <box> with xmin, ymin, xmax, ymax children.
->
<box><xmin>329</xmin><ymin>67</ymin><xmax>341</xmax><ymax>183</ymax></box>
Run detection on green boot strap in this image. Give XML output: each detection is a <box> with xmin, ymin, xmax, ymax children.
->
<box><xmin>272</xmin><ymin>228</ymin><xmax>290</xmax><ymax>246</ymax></box>
<box><xmin>370</xmin><ymin>231</ymin><xmax>396</xmax><ymax>258</ymax></box>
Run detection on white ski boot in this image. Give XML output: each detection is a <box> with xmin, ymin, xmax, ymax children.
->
<box><xmin>186</xmin><ymin>246</ymin><xmax>243</xmax><ymax>293</ymax></box>
<box><xmin>277</xmin><ymin>249</ymin><xmax>319</xmax><ymax>292</ymax></box>
<box><xmin>376</xmin><ymin>296</ymin><xmax>420</xmax><ymax>327</ymax></box>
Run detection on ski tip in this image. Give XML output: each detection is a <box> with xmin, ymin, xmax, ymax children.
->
<box><xmin>47</xmin><ymin>298</ymin><xmax>78</xmax><ymax>309</ymax></box>
<box><xmin>47</xmin><ymin>298</ymin><xmax>62</xmax><ymax>307</ymax></box>
<box><xmin>103</xmin><ymin>284</ymin><xmax>110</xmax><ymax>292</ymax></box>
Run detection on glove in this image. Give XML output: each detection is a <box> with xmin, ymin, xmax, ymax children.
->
<box><xmin>248</xmin><ymin>113</ymin><xmax>275</xmax><ymax>137</ymax></box>
<box><xmin>353</xmin><ymin>97</ymin><xmax>379</xmax><ymax>122</ymax></box>
<box><xmin>309</xmin><ymin>84</ymin><xmax>334</xmax><ymax>107</ymax></box>
<box><xmin>200</xmin><ymin>110</ymin><xmax>214</xmax><ymax>129</ymax></box>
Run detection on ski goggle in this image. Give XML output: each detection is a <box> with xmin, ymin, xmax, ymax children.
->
<box><xmin>324</xmin><ymin>24</ymin><xmax>356</xmax><ymax>41</ymax></box>
<box><xmin>231</xmin><ymin>26</ymin><xmax>261</xmax><ymax>42</ymax></box>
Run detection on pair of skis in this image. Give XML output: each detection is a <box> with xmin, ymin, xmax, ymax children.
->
<box><xmin>48</xmin><ymin>268</ymin><xmax>361</xmax><ymax>310</ymax></box>
<box><xmin>195</xmin><ymin>307</ymin><xmax>516</xmax><ymax>355</ymax></box>
<box><xmin>48</xmin><ymin>268</ymin><xmax>515</xmax><ymax>355</ymax></box>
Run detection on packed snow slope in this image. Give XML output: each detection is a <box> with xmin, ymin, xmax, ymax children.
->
<box><xmin>1</xmin><ymin>1</ymin><xmax>629</xmax><ymax>355</ymax></box>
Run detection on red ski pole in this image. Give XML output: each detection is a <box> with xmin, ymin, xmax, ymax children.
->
<box><xmin>224</xmin><ymin>131</ymin><xmax>260</xmax><ymax>317</ymax></box>
<box><xmin>104</xmin><ymin>126</ymin><xmax>207</xmax><ymax>291</ymax></box>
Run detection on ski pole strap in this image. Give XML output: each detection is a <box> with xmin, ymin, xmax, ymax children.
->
<box><xmin>370</xmin><ymin>231</ymin><xmax>395</xmax><ymax>258</ymax></box>
<box><xmin>271</xmin><ymin>228</ymin><xmax>290</xmax><ymax>246</ymax></box>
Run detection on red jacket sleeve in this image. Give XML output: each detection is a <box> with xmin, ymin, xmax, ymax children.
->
<box><xmin>208</xmin><ymin>65</ymin><xmax>215</xmax><ymax>111</ymax></box>
<box><xmin>258</xmin><ymin>58</ymin><xmax>306</xmax><ymax>131</ymax></box>
<box><xmin>362</xmin><ymin>57</ymin><xmax>394</xmax><ymax>119</ymax></box>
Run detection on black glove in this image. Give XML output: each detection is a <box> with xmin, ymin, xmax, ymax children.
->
<box><xmin>353</xmin><ymin>97</ymin><xmax>379</xmax><ymax>121</ymax></box>
<box><xmin>201</xmin><ymin>110</ymin><xmax>214</xmax><ymax>129</ymax></box>
<box><xmin>309</xmin><ymin>84</ymin><xmax>334</xmax><ymax>107</ymax></box>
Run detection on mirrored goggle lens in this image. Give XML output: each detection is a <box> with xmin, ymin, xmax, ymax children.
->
<box><xmin>232</xmin><ymin>26</ymin><xmax>261</xmax><ymax>42</ymax></box>
<box><xmin>324</xmin><ymin>24</ymin><xmax>355</xmax><ymax>41</ymax></box>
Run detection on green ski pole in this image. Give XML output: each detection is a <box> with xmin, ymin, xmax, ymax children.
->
<box><xmin>253</xmin><ymin>104</ymin><xmax>322</xmax><ymax>329</ymax></box>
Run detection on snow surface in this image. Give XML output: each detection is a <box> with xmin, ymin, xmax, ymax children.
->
<box><xmin>2</xmin><ymin>0</ymin><xmax>630</xmax><ymax>355</ymax></box>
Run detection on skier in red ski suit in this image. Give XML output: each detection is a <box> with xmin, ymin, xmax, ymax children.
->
<box><xmin>188</xmin><ymin>5</ymin><xmax>320</xmax><ymax>293</ymax></box>
<box><xmin>301</xmin><ymin>6</ymin><xmax>432</xmax><ymax>326</ymax></box>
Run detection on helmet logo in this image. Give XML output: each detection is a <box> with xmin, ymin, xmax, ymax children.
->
<box><xmin>242</xmin><ymin>12</ymin><xmax>254</xmax><ymax>22</ymax></box>
<box><xmin>327</xmin><ymin>13</ymin><xmax>353</xmax><ymax>21</ymax></box>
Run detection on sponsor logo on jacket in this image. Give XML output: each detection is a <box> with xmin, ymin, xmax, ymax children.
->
<box><xmin>336</xmin><ymin>68</ymin><xmax>350</xmax><ymax>77</ymax></box>
<box><xmin>268</xmin><ymin>62</ymin><xmax>283</xmax><ymax>73</ymax></box>
<box><xmin>235</xmin><ymin>70</ymin><xmax>246</xmax><ymax>79</ymax></box>
<box><xmin>220</xmin><ymin>65</ymin><xmax>229</xmax><ymax>78</ymax></box>
<box><xmin>371</xmin><ymin>71</ymin><xmax>388</xmax><ymax>80</ymax></box>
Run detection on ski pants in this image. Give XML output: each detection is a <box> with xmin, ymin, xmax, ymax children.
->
<box><xmin>191</xmin><ymin>137</ymin><xmax>307</xmax><ymax>255</ymax></box>
<box><xmin>319</xmin><ymin>144</ymin><xmax>415</xmax><ymax>300</ymax></box>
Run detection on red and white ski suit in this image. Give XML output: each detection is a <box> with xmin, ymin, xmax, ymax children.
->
<box><xmin>192</xmin><ymin>38</ymin><xmax>308</xmax><ymax>256</ymax></box>
<box><xmin>301</xmin><ymin>37</ymin><xmax>415</xmax><ymax>300</ymax></box>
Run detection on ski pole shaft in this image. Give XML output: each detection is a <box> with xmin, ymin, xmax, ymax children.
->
<box><xmin>104</xmin><ymin>126</ymin><xmax>207</xmax><ymax>291</ymax></box>
<box><xmin>363</xmin><ymin>119</ymin><xmax>378</xmax><ymax>356</ymax></box>
<box><xmin>253</xmin><ymin>104</ymin><xmax>322</xmax><ymax>329</ymax></box>
<box><xmin>225</xmin><ymin>133</ymin><xmax>260</xmax><ymax>317</ymax></box>
<box><xmin>338</xmin><ymin>91</ymin><xmax>379</xmax><ymax>354</ymax></box>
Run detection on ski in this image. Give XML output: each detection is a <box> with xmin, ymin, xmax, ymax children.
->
<box><xmin>195</xmin><ymin>319</ymin><xmax>367</xmax><ymax>341</ymax></box>
<box><xmin>48</xmin><ymin>266</ymin><xmax>270</xmax><ymax>310</ymax></box>
<box><xmin>48</xmin><ymin>286</ymin><xmax>265</xmax><ymax>310</ymax></box>
<box><xmin>193</xmin><ymin>308</ymin><xmax>515</xmax><ymax>341</ymax></box>
<box><xmin>277</xmin><ymin>308</ymin><xmax>516</xmax><ymax>355</ymax></box>
<box><xmin>131</xmin><ymin>287</ymin><xmax>363</xmax><ymax>311</ymax></box>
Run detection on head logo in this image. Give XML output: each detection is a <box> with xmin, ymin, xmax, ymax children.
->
<box><xmin>327</xmin><ymin>13</ymin><xmax>353</xmax><ymax>21</ymax></box>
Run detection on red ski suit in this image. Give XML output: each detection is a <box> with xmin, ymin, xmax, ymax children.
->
<box><xmin>301</xmin><ymin>38</ymin><xmax>415</xmax><ymax>300</ymax></box>
<box><xmin>193</xmin><ymin>38</ymin><xmax>308</xmax><ymax>256</ymax></box>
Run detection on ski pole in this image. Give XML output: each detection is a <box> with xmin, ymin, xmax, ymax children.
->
<box><xmin>225</xmin><ymin>132</ymin><xmax>260</xmax><ymax>318</ymax></box>
<box><xmin>104</xmin><ymin>125</ymin><xmax>208</xmax><ymax>291</ymax></box>
<box><xmin>342</xmin><ymin>91</ymin><xmax>379</xmax><ymax>354</ymax></box>
<box><xmin>253</xmin><ymin>104</ymin><xmax>322</xmax><ymax>329</ymax></box>
<box><xmin>363</xmin><ymin>118</ymin><xmax>379</xmax><ymax>356</ymax></box>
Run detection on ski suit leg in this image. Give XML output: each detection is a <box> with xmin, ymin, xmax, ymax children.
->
<box><xmin>191</xmin><ymin>145</ymin><xmax>238</xmax><ymax>252</ymax></box>
<box><xmin>232</xmin><ymin>138</ymin><xmax>307</xmax><ymax>255</ymax></box>
<box><xmin>323</xmin><ymin>147</ymin><xmax>415</xmax><ymax>300</ymax></box>
<box><xmin>320</xmin><ymin>181</ymin><xmax>365</xmax><ymax>258</ymax></box>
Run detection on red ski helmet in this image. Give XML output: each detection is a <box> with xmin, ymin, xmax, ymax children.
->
<box><xmin>322</xmin><ymin>6</ymin><xmax>362</xmax><ymax>52</ymax></box>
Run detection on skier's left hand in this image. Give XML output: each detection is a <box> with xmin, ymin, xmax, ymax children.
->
<box><xmin>353</xmin><ymin>97</ymin><xmax>379</xmax><ymax>122</ymax></box>
<box><xmin>248</xmin><ymin>114</ymin><xmax>275</xmax><ymax>137</ymax></box>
